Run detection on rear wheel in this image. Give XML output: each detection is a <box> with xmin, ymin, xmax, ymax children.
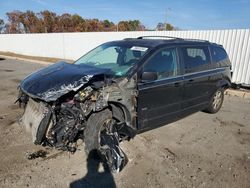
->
<box><xmin>205</xmin><ymin>88</ymin><xmax>224</xmax><ymax>114</ymax></box>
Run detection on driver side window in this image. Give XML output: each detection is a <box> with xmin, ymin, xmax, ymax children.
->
<box><xmin>143</xmin><ymin>47</ymin><xmax>178</xmax><ymax>80</ymax></box>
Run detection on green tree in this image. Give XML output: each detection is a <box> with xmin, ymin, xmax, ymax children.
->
<box><xmin>103</xmin><ymin>20</ymin><xmax>112</xmax><ymax>27</ymax></box>
<box><xmin>72</xmin><ymin>14</ymin><xmax>85</xmax><ymax>31</ymax></box>
<box><xmin>102</xmin><ymin>20</ymin><xmax>115</xmax><ymax>31</ymax></box>
<box><xmin>166</xmin><ymin>23</ymin><xmax>174</xmax><ymax>31</ymax></box>
<box><xmin>128</xmin><ymin>20</ymin><xmax>140</xmax><ymax>30</ymax></box>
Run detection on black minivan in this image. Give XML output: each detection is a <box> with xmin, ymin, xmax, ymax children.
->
<box><xmin>18</xmin><ymin>36</ymin><xmax>231</xmax><ymax>172</ymax></box>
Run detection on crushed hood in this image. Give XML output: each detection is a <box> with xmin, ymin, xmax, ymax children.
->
<box><xmin>20</xmin><ymin>61</ymin><xmax>110</xmax><ymax>102</ymax></box>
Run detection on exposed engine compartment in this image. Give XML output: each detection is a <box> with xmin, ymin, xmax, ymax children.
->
<box><xmin>18</xmin><ymin>75</ymin><xmax>137</xmax><ymax>172</ymax></box>
<box><xmin>46</xmin><ymin>101</ymin><xmax>85</xmax><ymax>152</ymax></box>
<box><xmin>21</xmin><ymin>92</ymin><xmax>87</xmax><ymax>152</ymax></box>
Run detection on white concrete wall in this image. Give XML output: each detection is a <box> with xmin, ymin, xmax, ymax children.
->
<box><xmin>0</xmin><ymin>29</ymin><xmax>249</xmax><ymax>85</ymax></box>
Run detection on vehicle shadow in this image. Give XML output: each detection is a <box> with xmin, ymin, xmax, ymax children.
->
<box><xmin>69</xmin><ymin>150</ymin><xmax>116</xmax><ymax>188</ymax></box>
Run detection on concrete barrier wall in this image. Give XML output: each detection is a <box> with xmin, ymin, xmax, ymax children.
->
<box><xmin>0</xmin><ymin>29</ymin><xmax>249</xmax><ymax>85</ymax></box>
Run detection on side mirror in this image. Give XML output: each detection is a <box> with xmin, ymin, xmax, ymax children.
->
<box><xmin>141</xmin><ymin>71</ymin><xmax>157</xmax><ymax>82</ymax></box>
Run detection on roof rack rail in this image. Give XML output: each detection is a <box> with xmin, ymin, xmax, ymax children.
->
<box><xmin>137</xmin><ymin>36</ymin><xmax>210</xmax><ymax>43</ymax></box>
<box><xmin>124</xmin><ymin>38</ymin><xmax>135</xmax><ymax>40</ymax></box>
<box><xmin>183</xmin><ymin>38</ymin><xmax>209</xmax><ymax>43</ymax></box>
<box><xmin>137</xmin><ymin>36</ymin><xmax>183</xmax><ymax>40</ymax></box>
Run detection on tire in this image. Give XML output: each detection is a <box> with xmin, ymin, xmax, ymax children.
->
<box><xmin>84</xmin><ymin>109</ymin><xmax>112</xmax><ymax>154</ymax></box>
<box><xmin>204</xmin><ymin>88</ymin><xmax>224</xmax><ymax>114</ymax></box>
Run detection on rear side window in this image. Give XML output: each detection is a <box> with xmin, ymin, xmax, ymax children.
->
<box><xmin>181</xmin><ymin>46</ymin><xmax>210</xmax><ymax>73</ymax></box>
<box><xmin>211</xmin><ymin>46</ymin><xmax>228</xmax><ymax>62</ymax></box>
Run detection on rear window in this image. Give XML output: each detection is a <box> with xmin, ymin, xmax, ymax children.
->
<box><xmin>181</xmin><ymin>46</ymin><xmax>211</xmax><ymax>73</ymax></box>
<box><xmin>211</xmin><ymin>46</ymin><xmax>228</xmax><ymax>62</ymax></box>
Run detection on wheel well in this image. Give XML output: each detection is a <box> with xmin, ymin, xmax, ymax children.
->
<box><xmin>109</xmin><ymin>103</ymin><xmax>137</xmax><ymax>138</ymax></box>
<box><xmin>217</xmin><ymin>79</ymin><xmax>231</xmax><ymax>89</ymax></box>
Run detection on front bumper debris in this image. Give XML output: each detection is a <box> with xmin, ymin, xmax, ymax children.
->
<box><xmin>20</xmin><ymin>98</ymin><xmax>49</xmax><ymax>143</ymax></box>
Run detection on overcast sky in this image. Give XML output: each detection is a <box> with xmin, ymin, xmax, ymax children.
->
<box><xmin>0</xmin><ymin>0</ymin><xmax>250</xmax><ymax>30</ymax></box>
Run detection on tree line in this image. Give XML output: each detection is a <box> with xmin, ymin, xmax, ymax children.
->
<box><xmin>0</xmin><ymin>10</ymin><xmax>175</xmax><ymax>34</ymax></box>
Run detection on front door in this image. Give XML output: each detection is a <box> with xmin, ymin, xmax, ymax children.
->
<box><xmin>137</xmin><ymin>47</ymin><xmax>183</xmax><ymax>132</ymax></box>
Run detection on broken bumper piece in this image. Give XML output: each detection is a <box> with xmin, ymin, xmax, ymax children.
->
<box><xmin>20</xmin><ymin>98</ymin><xmax>50</xmax><ymax>143</ymax></box>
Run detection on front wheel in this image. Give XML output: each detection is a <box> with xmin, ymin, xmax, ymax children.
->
<box><xmin>204</xmin><ymin>88</ymin><xmax>224</xmax><ymax>114</ymax></box>
<box><xmin>84</xmin><ymin>109</ymin><xmax>112</xmax><ymax>153</ymax></box>
<box><xmin>84</xmin><ymin>109</ymin><xmax>128</xmax><ymax>172</ymax></box>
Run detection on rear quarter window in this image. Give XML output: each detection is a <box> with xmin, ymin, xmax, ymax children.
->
<box><xmin>210</xmin><ymin>45</ymin><xmax>231</xmax><ymax>68</ymax></box>
<box><xmin>181</xmin><ymin>46</ymin><xmax>211</xmax><ymax>73</ymax></box>
<box><xmin>211</xmin><ymin>45</ymin><xmax>228</xmax><ymax>62</ymax></box>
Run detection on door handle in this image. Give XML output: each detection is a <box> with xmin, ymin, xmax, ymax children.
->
<box><xmin>188</xmin><ymin>79</ymin><xmax>194</xmax><ymax>82</ymax></box>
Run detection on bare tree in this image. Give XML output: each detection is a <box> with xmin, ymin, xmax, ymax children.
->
<box><xmin>6</xmin><ymin>10</ymin><xmax>23</xmax><ymax>33</ymax></box>
<box><xmin>0</xmin><ymin>18</ymin><xmax>4</xmax><ymax>33</ymax></box>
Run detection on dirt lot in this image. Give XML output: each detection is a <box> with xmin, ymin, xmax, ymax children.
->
<box><xmin>0</xmin><ymin>58</ymin><xmax>250</xmax><ymax>188</ymax></box>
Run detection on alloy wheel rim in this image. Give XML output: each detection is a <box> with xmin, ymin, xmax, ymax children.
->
<box><xmin>212</xmin><ymin>91</ymin><xmax>222</xmax><ymax>110</ymax></box>
<box><xmin>99</xmin><ymin>118</ymin><xmax>114</xmax><ymax>147</ymax></box>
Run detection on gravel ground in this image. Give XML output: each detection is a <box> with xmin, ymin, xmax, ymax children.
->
<box><xmin>0</xmin><ymin>58</ymin><xmax>250</xmax><ymax>188</ymax></box>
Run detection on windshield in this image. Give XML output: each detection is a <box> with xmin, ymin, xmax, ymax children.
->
<box><xmin>75</xmin><ymin>43</ymin><xmax>148</xmax><ymax>76</ymax></box>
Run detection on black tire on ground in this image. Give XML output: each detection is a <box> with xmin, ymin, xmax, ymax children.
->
<box><xmin>204</xmin><ymin>88</ymin><xmax>224</xmax><ymax>114</ymax></box>
<box><xmin>84</xmin><ymin>109</ymin><xmax>112</xmax><ymax>154</ymax></box>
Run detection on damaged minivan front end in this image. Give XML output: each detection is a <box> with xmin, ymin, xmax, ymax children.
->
<box><xmin>18</xmin><ymin>41</ymin><xmax>147</xmax><ymax>172</ymax></box>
